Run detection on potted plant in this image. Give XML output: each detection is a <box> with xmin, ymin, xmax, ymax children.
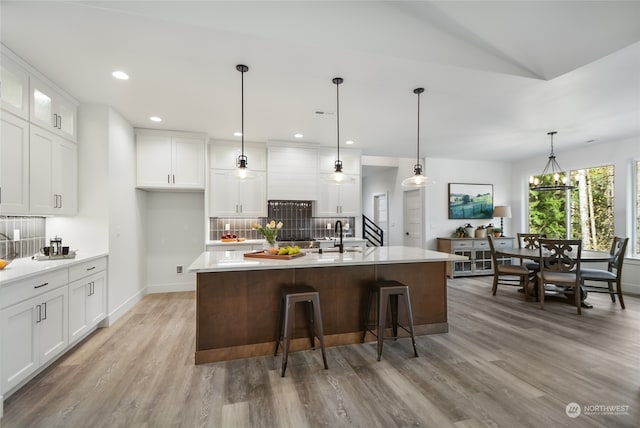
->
<box><xmin>455</xmin><ymin>226</ymin><xmax>466</xmax><ymax>238</ymax></box>
<box><xmin>492</xmin><ymin>227</ymin><xmax>502</xmax><ymax>237</ymax></box>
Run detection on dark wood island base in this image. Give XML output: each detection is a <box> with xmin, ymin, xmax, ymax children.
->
<box><xmin>195</xmin><ymin>261</ymin><xmax>448</xmax><ymax>364</ymax></box>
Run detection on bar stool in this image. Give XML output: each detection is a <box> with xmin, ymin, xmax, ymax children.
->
<box><xmin>274</xmin><ymin>285</ymin><xmax>328</xmax><ymax>377</ymax></box>
<box><xmin>362</xmin><ymin>280</ymin><xmax>418</xmax><ymax>361</ymax></box>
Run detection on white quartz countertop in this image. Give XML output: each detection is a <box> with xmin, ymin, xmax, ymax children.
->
<box><xmin>206</xmin><ymin>239</ymin><xmax>266</xmax><ymax>246</ymax></box>
<box><xmin>0</xmin><ymin>253</ymin><xmax>108</xmax><ymax>285</ymax></box>
<box><xmin>188</xmin><ymin>246</ymin><xmax>467</xmax><ymax>273</ymax></box>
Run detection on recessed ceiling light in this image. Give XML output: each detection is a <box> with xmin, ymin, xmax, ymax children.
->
<box><xmin>149</xmin><ymin>116</ymin><xmax>162</xmax><ymax>122</ymax></box>
<box><xmin>112</xmin><ymin>71</ymin><xmax>129</xmax><ymax>80</ymax></box>
<box><xmin>233</xmin><ymin>132</ymin><xmax>243</xmax><ymax>137</ymax></box>
<box><xmin>345</xmin><ymin>140</ymin><xmax>354</xmax><ymax>145</ymax></box>
<box><xmin>294</xmin><ymin>133</ymin><xmax>303</xmax><ymax>138</ymax></box>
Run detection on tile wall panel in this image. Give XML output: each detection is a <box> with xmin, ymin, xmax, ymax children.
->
<box><xmin>0</xmin><ymin>216</ymin><xmax>46</xmax><ymax>259</ymax></box>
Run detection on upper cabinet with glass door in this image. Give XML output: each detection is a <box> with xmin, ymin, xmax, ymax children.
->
<box><xmin>30</xmin><ymin>76</ymin><xmax>78</xmax><ymax>142</ymax></box>
<box><xmin>0</xmin><ymin>50</ymin><xmax>29</xmax><ymax>120</ymax></box>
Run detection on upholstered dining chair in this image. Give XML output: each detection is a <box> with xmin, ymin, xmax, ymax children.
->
<box><xmin>537</xmin><ymin>239</ymin><xmax>582</xmax><ymax>315</ymax></box>
<box><xmin>487</xmin><ymin>235</ymin><xmax>531</xmax><ymax>300</ymax></box>
<box><xmin>580</xmin><ymin>237</ymin><xmax>629</xmax><ymax>309</ymax></box>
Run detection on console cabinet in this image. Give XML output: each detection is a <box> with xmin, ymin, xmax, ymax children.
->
<box><xmin>437</xmin><ymin>237</ymin><xmax>515</xmax><ymax>278</ymax></box>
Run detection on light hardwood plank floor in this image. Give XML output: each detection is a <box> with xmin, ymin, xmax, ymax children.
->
<box><xmin>2</xmin><ymin>276</ymin><xmax>639</xmax><ymax>427</ymax></box>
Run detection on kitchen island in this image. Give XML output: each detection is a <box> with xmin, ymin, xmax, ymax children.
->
<box><xmin>188</xmin><ymin>246</ymin><xmax>466</xmax><ymax>364</ymax></box>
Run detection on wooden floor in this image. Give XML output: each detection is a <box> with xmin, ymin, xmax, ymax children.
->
<box><xmin>2</xmin><ymin>276</ymin><xmax>639</xmax><ymax>427</ymax></box>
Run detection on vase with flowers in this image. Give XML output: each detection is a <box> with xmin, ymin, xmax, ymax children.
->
<box><xmin>253</xmin><ymin>220</ymin><xmax>283</xmax><ymax>253</ymax></box>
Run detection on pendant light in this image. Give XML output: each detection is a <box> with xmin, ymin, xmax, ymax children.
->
<box><xmin>402</xmin><ymin>87</ymin><xmax>434</xmax><ymax>187</ymax></box>
<box><xmin>328</xmin><ymin>77</ymin><xmax>354</xmax><ymax>185</ymax></box>
<box><xmin>231</xmin><ymin>64</ymin><xmax>255</xmax><ymax>180</ymax></box>
<box><xmin>529</xmin><ymin>131</ymin><xmax>574</xmax><ymax>191</ymax></box>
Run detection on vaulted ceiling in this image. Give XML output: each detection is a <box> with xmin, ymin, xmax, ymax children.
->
<box><xmin>2</xmin><ymin>1</ymin><xmax>639</xmax><ymax>161</ymax></box>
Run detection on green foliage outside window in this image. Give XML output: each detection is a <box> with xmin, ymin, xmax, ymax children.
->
<box><xmin>529</xmin><ymin>165</ymin><xmax>614</xmax><ymax>250</ymax></box>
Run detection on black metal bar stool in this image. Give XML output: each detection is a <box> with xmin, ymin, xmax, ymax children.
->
<box><xmin>274</xmin><ymin>285</ymin><xmax>328</xmax><ymax>377</ymax></box>
<box><xmin>362</xmin><ymin>280</ymin><xmax>418</xmax><ymax>361</ymax></box>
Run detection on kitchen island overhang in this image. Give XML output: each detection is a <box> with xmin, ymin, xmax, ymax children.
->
<box><xmin>188</xmin><ymin>246</ymin><xmax>466</xmax><ymax>364</ymax></box>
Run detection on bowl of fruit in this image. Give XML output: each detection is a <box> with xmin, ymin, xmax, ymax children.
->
<box><xmin>220</xmin><ymin>234</ymin><xmax>246</xmax><ymax>243</ymax></box>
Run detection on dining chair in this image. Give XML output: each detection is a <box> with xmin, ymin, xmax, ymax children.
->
<box><xmin>487</xmin><ymin>236</ymin><xmax>531</xmax><ymax>300</ymax></box>
<box><xmin>580</xmin><ymin>237</ymin><xmax>629</xmax><ymax>309</ymax></box>
<box><xmin>537</xmin><ymin>239</ymin><xmax>582</xmax><ymax>315</ymax></box>
<box><xmin>517</xmin><ymin>233</ymin><xmax>547</xmax><ymax>292</ymax></box>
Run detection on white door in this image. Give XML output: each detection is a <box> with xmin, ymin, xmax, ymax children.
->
<box><xmin>238</xmin><ymin>171</ymin><xmax>267</xmax><ymax>216</ymax></box>
<box><xmin>0</xmin><ymin>112</ymin><xmax>29</xmax><ymax>214</ymax></box>
<box><xmin>68</xmin><ymin>279</ymin><xmax>89</xmax><ymax>344</ymax></box>
<box><xmin>1</xmin><ymin>53</ymin><xmax>29</xmax><ymax>119</ymax></box>
<box><xmin>209</xmin><ymin>170</ymin><xmax>239</xmax><ymax>216</ymax></box>
<box><xmin>172</xmin><ymin>137</ymin><xmax>204</xmax><ymax>188</ymax></box>
<box><xmin>38</xmin><ymin>286</ymin><xmax>68</xmax><ymax>366</ymax></box>
<box><xmin>403</xmin><ymin>189</ymin><xmax>423</xmax><ymax>248</ymax></box>
<box><xmin>373</xmin><ymin>192</ymin><xmax>388</xmax><ymax>245</ymax></box>
<box><xmin>87</xmin><ymin>273</ymin><xmax>107</xmax><ymax>325</ymax></box>
<box><xmin>0</xmin><ymin>299</ymin><xmax>39</xmax><ymax>392</ymax></box>
<box><xmin>136</xmin><ymin>134</ymin><xmax>172</xmax><ymax>187</ymax></box>
<box><xmin>29</xmin><ymin>126</ymin><xmax>56</xmax><ymax>214</ymax></box>
<box><xmin>53</xmin><ymin>139</ymin><xmax>77</xmax><ymax>215</ymax></box>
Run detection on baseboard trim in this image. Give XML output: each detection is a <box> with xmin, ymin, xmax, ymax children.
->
<box><xmin>105</xmin><ymin>287</ymin><xmax>145</xmax><ymax>326</ymax></box>
<box><xmin>146</xmin><ymin>282</ymin><xmax>195</xmax><ymax>294</ymax></box>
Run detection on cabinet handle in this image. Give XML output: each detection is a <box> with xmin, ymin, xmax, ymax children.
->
<box><xmin>239</xmin><ymin>204</ymin><xmax>243</xmax><ymax>213</ymax></box>
<box><xmin>167</xmin><ymin>174</ymin><xmax>171</xmax><ymax>184</ymax></box>
<box><xmin>92</xmin><ymin>281</ymin><xmax>95</xmax><ymax>296</ymax></box>
<box><xmin>53</xmin><ymin>113</ymin><xmax>58</xmax><ymax>128</ymax></box>
<box><xmin>86</xmin><ymin>266</ymin><xmax>96</xmax><ymax>271</ymax></box>
<box><xmin>34</xmin><ymin>282</ymin><xmax>49</xmax><ymax>289</ymax></box>
<box><xmin>58</xmin><ymin>116</ymin><xmax>62</xmax><ymax>129</ymax></box>
<box><xmin>172</xmin><ymin>174</ymin><xmax>175</xmax><ymax>184</ymax></box>
<box><xmin>36</xmin><ymin>305</ymin><xmax>42</xmax><ymax>323</ymax></box>
<box><xmin>88</xmin><ymin>281</ymin><xmax>92</xmax><ymax>296</ymax></box>
<box><xmin>59</xmin><ymin>194</ymin><xmax>63</xmax><ymax>208</ymax></box>
<box><xmin>42</xmin><ymin>302</ymin><xmax>47</xmax><ymax>320</ymax></box>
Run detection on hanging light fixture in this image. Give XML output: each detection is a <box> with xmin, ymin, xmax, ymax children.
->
<box><xmin>529</xmin><ymin>131</ymin><xmax>574</xmax><ymax>191</ymax></box>
<box><xmin>402</xmin><ymin>87</ymin><xmax>434</xmax><ymax>187</ymax></box>
<box><xmin>231</xmin><ymin>64</ymin><xmax>255</xmax><ymax>180</ymax></box>
<box><xmin>328</xmin><ymin>77</ymin><xmax>354</xmax><ymax>184</ymax></box>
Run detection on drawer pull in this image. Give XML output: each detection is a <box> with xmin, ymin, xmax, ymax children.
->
<box><xmin>36</xmin><ymin>305</ymin><xmax>42</xmax><ymax>323</ymax></box>
<box><xmin>86</xmin><ymin>266</ymin><xmax>96</xmax><ymax>271</ymax></box>
<box><xmin>34</xmin><ymin>282</ymin><xmax>49</xmax><ymax>289</ymax></box>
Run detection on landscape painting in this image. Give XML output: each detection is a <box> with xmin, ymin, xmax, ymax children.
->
<box><xmin>448</xmin><ymin>183</ymin><xmax>494</xmax><ymax>219</ymax></box>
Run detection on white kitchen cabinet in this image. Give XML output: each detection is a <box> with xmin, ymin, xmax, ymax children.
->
<box><xmin>0</xmin><ymin>112</ymin><xmax>29</xmax><ymax>214</ymax></box>
<box><xmin>29</xmin><ymin>126</ymin><xmax>77</xmax><ymax>215</ymax></box>
<box><xmin>209</xmin><ymin>169</ymin><xmax>267</xmax><ymax>217</ymax></box>
<box><xmin>0</xmin><ymin>51</ymin><xmax>29</xmax><ymax>120</ymax></box>
<box><xmin>0</xmin><ymin>284</ymin><xmax>68</xmax><ymax>394</ymax></box>
<box><xmin>267</xmin><ymin>143</ymin><xmax>319</xmax><ymax>200</ymax></box>
<box><xmin>30</xmin><ymin>76</ymin><xmax>77</xmax><ymax>142</ymax></box>
<box><xmin>317</xmin><ymin>173</ymin><xmax>361</xmax><ymax>216</ymax></box>
<box><xmin>69</xmin><ymin>271</ymin><xmax>106</xmax><ymax>345</ymax></box>
<box><xmin>136</xmin><ymin>131</ymin><xmax>206</xmax><ymax>190</ymax></box>
<box><xmin>210</xmin><ymin>141</ymin><xmax>266</xmax><ymax>170</ymax></box>
<box><xmin>319</xmin><ymin>147</ymin><xmax>361</xmax><ymax>175</ymax></box>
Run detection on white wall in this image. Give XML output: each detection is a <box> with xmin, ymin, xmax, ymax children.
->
<box><xmin>47</xmin><ymin>105</ymin><xmax>109</xmax><ymax>254</ymax></box>
<box><xmin>107</xmin><ymin>107</ymin><xmax>147</xmax><ymax>320</ymax></box>
<box><xmin>511</xmin><ymin>135</ymin><xmax>640</xmax><ymax>294</ymax></box>
<box><xmin>145</xmin><ymin>192</ymin><xmax>204</xmax><ymax>293</ymax></box>
<box><xmin>48</xmin><ymin>105</ymin><xmax>147</xmax><ymax>325</ymax></box>
<box><xmin>425</xmin><ymin>157</ymin><xmax>513</xmax><ymax>250</ymax></box>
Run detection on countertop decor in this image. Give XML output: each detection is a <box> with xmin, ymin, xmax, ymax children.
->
<box><xmin>252</xmin><ymin>220</ymin><xmax>283</xmax><ymax>245</ymax></box>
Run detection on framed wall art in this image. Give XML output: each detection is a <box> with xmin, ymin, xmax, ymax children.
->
<box><xmin>448</xmin><ymin>183</ymin><xmax>494</xmax><ymax>219</ymax></box>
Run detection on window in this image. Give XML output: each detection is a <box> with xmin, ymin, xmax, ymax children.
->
<box><xmin>529</xmin><ymin>164</ymin><xmax>614</xmax><ymax>251</ymax></box>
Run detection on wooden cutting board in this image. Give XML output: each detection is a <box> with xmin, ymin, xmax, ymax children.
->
<box><xmin>243</xmin><ymin>251</ymin><xmax>306</xmax><ymax>260</ymax></box>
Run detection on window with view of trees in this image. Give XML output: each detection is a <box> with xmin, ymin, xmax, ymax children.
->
<box><xmin>529</xmin><ymin>164</ymin><xmax>614</xmax><ymax>251</ymax></box>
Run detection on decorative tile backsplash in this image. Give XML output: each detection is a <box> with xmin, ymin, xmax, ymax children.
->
<box><xmin>0</xmin><ymin>216</ymin><xmax>46</xmax><ymax>259</ymax></box>
<box><xmin>210</xmin><ymin>201</ymin><xmax>355</xmax><ymax>241</ymax></box>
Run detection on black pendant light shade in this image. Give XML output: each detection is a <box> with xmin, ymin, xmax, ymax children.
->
<box><xmin>402</xmin><ymin>87</ymin><xmax>434</xmax><ymax>187</ymax></box>
<box><xmin>233</xmin><ymin>64</ymin><xmax>254</xmax><ymax>180</ymax></box>
<box><xmin>529</xmin><ymin>131</ymin><xmax>574</xmax><ymax>191</ymax></box>
<box><xmin>328</xmin><ymin>77</ymin><xmax>354</xmax><ymax>184</ymax></box>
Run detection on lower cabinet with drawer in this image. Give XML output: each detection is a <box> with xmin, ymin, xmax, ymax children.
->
<box><xmin>0</xmin><ymin>255</ymin><xmax>107</xmax><ymax>402</ymax></box>
<box><xmin>0</xmin><ymin>270</ymin><xmax>69</xmax><ymax>393</ymax></box>
<box><xmin>68</xmin><ymin>258</ymin><xmax>107</xmax><ymax>345</ymax></box>
<box><xmin>437</xmin><ymin>237</ymin><xmax>515</xmax><ymax>278</ymax></box>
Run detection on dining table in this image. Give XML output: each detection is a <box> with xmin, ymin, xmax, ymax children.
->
<box><xmin>495</xmin><ymin>246</ymin><xmax>612</xmax><ymax>308</ymax></box>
